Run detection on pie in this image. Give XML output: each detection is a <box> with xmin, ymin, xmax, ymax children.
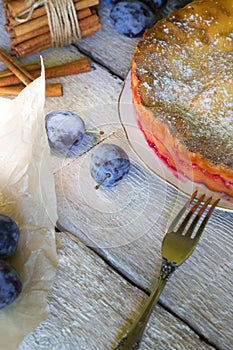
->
<box><xmin>131</xmin><ymin>0</ymin><xmax>233</xmax><ymax>197</ymax></box>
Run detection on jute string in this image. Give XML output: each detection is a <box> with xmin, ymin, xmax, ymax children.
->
<box><xmin>15</xmin><ymin>0</ymin><xmax>44</xmax><ymax>23</ymax></box>
<box><xmin>15</xmin><ymin>0</ymin><xmax>82</xmax><ymax>47</ymax></box>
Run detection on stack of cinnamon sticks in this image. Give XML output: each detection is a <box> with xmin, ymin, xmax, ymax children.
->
<box><xmin>3</xmin><ymin>0</ymin><xmax>101</xmax><ymax>57</ymax></box>
<box><xmin>0</xmin><ymin>48</ymin><xmax>91</xmax><ymax>97</ymax></box>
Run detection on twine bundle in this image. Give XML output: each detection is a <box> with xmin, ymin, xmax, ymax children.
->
<box><xmin>45</xmin><ymin>0</ymin><xmax>81</xmax><ymax>47</ymax></box>
<box><xmin>3</xmin><ymin>0</ymin><xmax>101</xmax><ymax>57</ymax></box>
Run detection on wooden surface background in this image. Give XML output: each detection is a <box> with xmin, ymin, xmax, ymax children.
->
<box><xmin>0</xmin><ymin>1</ymin><xmax>232</xmax><ymax>349</ymax></box>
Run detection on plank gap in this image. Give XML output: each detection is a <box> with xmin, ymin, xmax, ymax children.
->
<box><xmin>56</xmin><ymin>226</ymin><xmax>146</xmax><ymax>293</ymax></box>
<box><xmin>158</xmin><ymin>301</ymin><xmax>220</xmax><ymax>350</ymax></box>
<box><xmin>56</xmin><ymin>228</ymin><xmax>221</xmax><ymax>350</ymax></box>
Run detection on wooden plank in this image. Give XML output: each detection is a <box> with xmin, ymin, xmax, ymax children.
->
<box><xmin>74</xmin><ymin>2</ymin><xmax>139</xmax><ymax>79</ymax></box>
<box><xmin>0</xmin><ymin>1</ymin><xmax>232</xmax><ymax>349</ymax></box>
<box><xmin>18</xmin><ymin>233</ymin><xmax>216</xmax><ymax>350</ymax></box>
<box><xmin>54</xmin><ymin>128</ymin><xmax>233</xmax><ymax>350</ymax></box>
<box><xmin>0</xmin><ymin>0</ymin><xmax>11</xmax><ymax>69</ymax></box>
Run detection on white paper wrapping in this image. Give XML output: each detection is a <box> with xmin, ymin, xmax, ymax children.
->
<box><xmin>0</xmin><ymin>62</ymin><xmax>58</xmax><ymax>350</ymax></box>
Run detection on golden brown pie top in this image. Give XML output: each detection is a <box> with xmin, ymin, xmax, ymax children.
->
<box><xmin>132</xmin><ymin>0</ymin><xmax>233</xmax><ymax>168</ymax></box>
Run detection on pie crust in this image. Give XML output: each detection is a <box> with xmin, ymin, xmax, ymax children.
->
<box><xmin>132</xmin><ymin>0</ymin><xmax>233</xmax><ymax>197</ymax></box>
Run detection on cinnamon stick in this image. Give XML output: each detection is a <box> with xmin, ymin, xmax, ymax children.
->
<box><xmin>0</xmin><ymin>83</ymin><xmax>63</xmax><ymax>97</ymax></box>
<box><xmin>0</xmin><ymin>48</ymin><xmax>33</xmax><ymax>85</ymax></box>
<box><xmin>14</xmin><ymin>41</ymin><xmax>51</xmax><ymax>58</ymax></box>
<box><xmin>7</xmin><ymin>7</ymin><xmax>91</xmax><ymax>27</ymax></box>
<box><xmin>0</xmin><ymin>58</ymin><xmax>91</xmax><ymax>87</ymax></box>
<box><xmin>38</xmin><ymin>58</ymin><xmax>91</xmax><ymax>79</ymax></box>
<box><xmin>0</xmin><ymin>45</ymin><xmax>63</xmax><ymax>97</ymax></box>
<box><xmin>74</xmin><ymin>0</ymin><xmax>99</xmax><ymax>11</ymax></box>
<box><xmin>9</xmin><ymin>13</ymin><xmax>99</xmax><ymax>42</ymax></box>
<box><xmin>14</xmin><ymin>32</ymin><xmax>51</xmax><ymax>58</ymax></box>
<box><xmin>82</xmin><ymin>22</ymin><xmax>102</xmax><ymax>37</ymax></box>
<box><xmin>0</xmin><ymin>62</ymin><xmax>40</xmax><ymax>78</ymax></box>
<box><xmin>45</xmin><ymin>83</ymin><xmax>63</xmax><ymax>97</ymax></box>
<box><xmin>13</xmin><ymin>22</ymin><xmax>101</xmax><ymax>57</ymax></box>
<box><xmin>7</xmin><ymin>16</ymin><xmax>50</xmax><ymax>37</ymax></box>
<box><xmin>3</xmin><ymin>0</ymin><xmax>32</xmax><ymax>18</ymax></box>
<box><xmin>3</xmin><ymin>0</ymin><xmax>98</xmax><ymax>18</ymax></box>
<box><xmin>10</xmin><ymin>25</ymin><xmax>49</xmax><ymax>46</ymax></box>
<box><xmin>7</xmin><ymin>5</ymin><xmax>46</xmax><ymax>26</ymax></box>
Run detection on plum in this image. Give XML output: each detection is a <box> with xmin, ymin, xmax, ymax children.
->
<box><xmin>0</xmin><ymin>260</ymin><xmax>22</xmax><ymax>309</ymax></box>
<box><xmin>90</xmin><ymin>143</ymin><xmax>130</xmax><ymax>188</ymax></box>
<box><xmin>0</xmin><ymin>214</ymin><xmax>20</xmax><ymax>259</ymax></box>
<box><xmin>110</xmin><ymin>1</ymin><xmax>156</xmax><ymax>37</ymax></box>
<box><xmin>102</xmin><ymin>0</ymin><xmax>117</xmax><ymax>4</ymax></box>
<box><xmin>45</xmin><ymin>110</ymin><xmax>104</xmax><ymax>155</ymax></box>
<box><xmin>151</xmin><ymin>0</ymin><xmax>166</xmax><ymax>7</ymax></box>
<box><xmin>45</xmin><ymin>110</ymin><xmax>85</xmax><ymax>154</ymax></box>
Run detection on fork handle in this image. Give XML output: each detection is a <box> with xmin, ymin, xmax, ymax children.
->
<box><xmin>115</xmin><ymin>275</ymin><xmax>168</xmax><ymax>350</ymax></box>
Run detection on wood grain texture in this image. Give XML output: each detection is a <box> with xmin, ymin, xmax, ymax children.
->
<box><xmin>0</xmin><ymin>1</ymin><xmax>232</xmax><ymax>349</ymax></box>
<box><xmin>74</xmin><ymin>1</ymin><xmax>139</xmax><ymax>79</ymax></box>
<box><xmin>18</xmin><ymin>234</ymin><xmax>216</xmax><ymax>350</ymax></box>
<box><xmin>55</xmin><ymin>129</ymin><xmax>233</xmax><ymax>350</ymax></box>
<box><xmin>0</xmin><ymin>1</ymin><xmax>11</xmax><ymax>65</ymax></box>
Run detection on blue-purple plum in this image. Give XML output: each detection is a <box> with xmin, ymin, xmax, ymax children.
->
<box><xmin>0</xmin><ymin>260</ymin><xmax>22</xmax><ymax>309</ymax></box>
<box><xmin>0</xmin><ymin>214</ymin><xmax>20</xmax><ymax>259</ymax></box>
<box><xmin>152</xmin><ymin>0</ymin><xmax>166</xmax><ymax>7</ymax></box>
<box><xmin>142</xmin><ymin>0</ymin><xmax>166</xmax><ymax>7</ymax></box>
<box><xmin>110</xmin><ymin>1</ymin><xmax>156</xmax><ymax>37</ymax></box>
<box><xmin>90</xmin><ymin>144</ymin><xmax>130</xmax><ymax>188</ymax></box>
<box><xmin>102</xmin><ymin>0</ymin><xmax>117</xmax><ymax>4</ymax></box>
<box><xmin>45</xmin><ymin>110</ymin><xmax>85</xmax><ymax>154</ymax></box>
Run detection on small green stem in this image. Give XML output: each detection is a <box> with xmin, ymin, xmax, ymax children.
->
<box><xmin>85</xmin><ymin>129</ymin><xmax>104</xmax><ymax>135</ymax></box>
<box><xmin>95</xmin><ymin>173</ymin><xmax>111</xmax><ymax>189</ymax></box>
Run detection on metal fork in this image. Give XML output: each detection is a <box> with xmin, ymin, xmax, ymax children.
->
<box><xmin>115</xmin><ymin>191</ymin><xmax>219</xmax><ymax>350</ymax></box>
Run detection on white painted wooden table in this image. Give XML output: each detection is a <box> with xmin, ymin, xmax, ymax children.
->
<box><xmin>0</xmin><ymin>1</ymin><xmax>232</xmax><ymax>350</ymax></box>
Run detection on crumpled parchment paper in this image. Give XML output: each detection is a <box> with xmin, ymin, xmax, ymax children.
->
<box><xmin>0</xmin><ymin>61</ymin><xmax>58</xmax><ymax>350</ymax></box>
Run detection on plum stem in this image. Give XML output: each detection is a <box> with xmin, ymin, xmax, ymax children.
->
<box><xmin>86</xmin><ymin>129</ymin><xmax>104</xmax><ymax>135</ymax></box>
<box><xmin>95</xmin><ymin>173</ymin><xmax>111</xmax><ymax>190</ymax></box>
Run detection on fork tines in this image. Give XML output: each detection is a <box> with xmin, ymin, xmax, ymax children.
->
<box><xmin>168</xmin><ymin>190</ymin><xmax>220</xmax><ymax>237</ymax></box>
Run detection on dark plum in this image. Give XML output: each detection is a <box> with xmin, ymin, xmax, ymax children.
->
<box><xmin>90</xmin><ymin>143</ymin><xmax>130</xmax><ymax>188</ymax></box>
<box><xmin>142</xmin><ymin>0</ymin><xmax>166</xmax><ymax>7</ymax></box>
<box><xmin>0</xmin><ymin>214</ymin><xmax>20</xmax><ymax>259</ymax></box>
<box><xmin>110</xmin><ymin>1</ymin><xmax>156</xmax><ymax>37</ymax></box>
<box><xmin>151</xmin><ymin>0</ymin><xmax>166</xmax><ymax>7</ymax></box>
<box><xmin>102</xmin><ymin>0</ymin><xmax>117</xmax><ymax>4</ymax></box>
<box><xmin>0</xmin><ymin>260</ymin><xmax>22</xmax><ymax>309</ymax></box>
<box><xmin>45</xmin><ymin>110</ymin><xmax>85</xmax><ymax>154</ymax></box>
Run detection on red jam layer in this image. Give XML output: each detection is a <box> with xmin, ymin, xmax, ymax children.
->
<box><xmin>137</xmin><ymin>115</ymin><xmax>233</xmax><ymax>197</ymax></box>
